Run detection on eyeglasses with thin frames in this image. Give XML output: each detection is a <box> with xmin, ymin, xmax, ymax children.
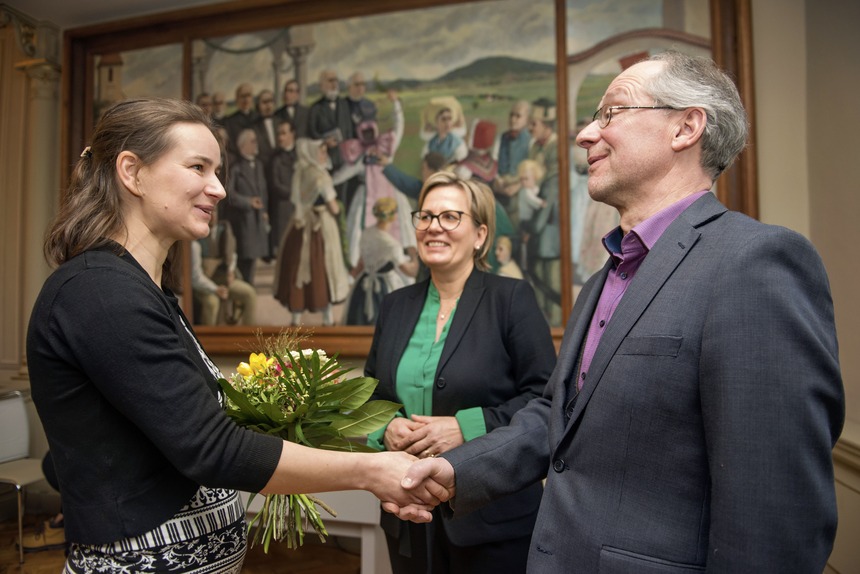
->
<box><xmin>411</xmin><ymin>210</ymin><xmax>477</xmax><ymax>231</ymax></box>
<box><xmin>592</xmin><ymin>105</ymin><xmax>677</xmax><ymax>128</ymax></box>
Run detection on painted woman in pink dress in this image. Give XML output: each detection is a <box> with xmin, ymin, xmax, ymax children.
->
<box><xmin>337</xmin><ymin>92</ymin><xmax>416</xmax><ymax>272</ymax></box>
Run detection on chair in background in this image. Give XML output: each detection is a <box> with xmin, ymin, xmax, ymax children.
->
<box><xmin>0</xmin><ymin>390</ymin><xmax>46</xmax><ymax>564</ymax></box>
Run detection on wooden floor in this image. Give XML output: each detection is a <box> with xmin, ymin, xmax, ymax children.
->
<box><xmin>0</xmin><ymin>514</ymin><xmax>361</xmax><ymax>574</ymax></box>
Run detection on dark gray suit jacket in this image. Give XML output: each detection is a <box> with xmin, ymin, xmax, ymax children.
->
<box><xmin>275</xmin><ymin>103</ymin><xmax>309</xmax><ymax>139</ymax></box>
<box><xmin>444</xmin><ymin>193</ymin><xmax>844</xmax><ymax>573</ymax></box>
<box><xmin>367</xmin><ymin>269</ymin><xmax>556</xmax><ymax>547</ymax></box>
<box><xmin>224</xmin><ymin>157</ymin><xmax>269</xmax><ymax>259</ymax></box>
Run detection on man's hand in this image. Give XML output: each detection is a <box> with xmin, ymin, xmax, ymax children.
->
<box><xmin>368</xmin><ymin>451</ymin><xmax>451</xmax><ymax>516</ymax></box>
<box><xmin>381</xmin><ymin>457</ymin><xmax>456</xmax><ymax>523</ymax></box>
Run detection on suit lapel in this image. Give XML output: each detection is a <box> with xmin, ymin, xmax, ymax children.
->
<box><xmin>387</xmin><ymin>282</ymin><xmax>428</xmax><ymax>381</ymax></box>
<box><xmin>546</xmin><ymin>262</ymin><xmax>609</xmax><ymax>444</ymax></box>
<box><xmin>436</xmin><ymin>269</ymin><xmax>485</xmax><ymax>376</ymax></box>
<box><xmin>557</xmin><ymin>262</ymin><xmax>608</xmax><ymax>393</ymax></box>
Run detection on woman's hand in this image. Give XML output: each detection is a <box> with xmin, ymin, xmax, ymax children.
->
<box><xmin>383</xmin><ymin>416</ymin><xmax>426</xmax><ymax>452</ymax></box>
<box><xmin>366</xmin><ymin>451</ymin><xmax>451</xmax><ymax>522</ymax></box>
<box><xmin>381</xmin><ymin>456</ymin><xmax>457</xmax><ymax>523</ymax></box>
<box><xmin>404</xmin><ymin>415</ymin><xmax>464</xmax><ymax>458</ymax></box>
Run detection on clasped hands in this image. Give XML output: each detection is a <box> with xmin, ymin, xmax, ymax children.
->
<box><xmin>371</xmin><ymin>452</ymin><xmax>456</xmax><ymax>523</ymax></box>
<box><xmin>374</xmin><ymin>415</ymin><xmax>461</xmax><ymax>522</ymax></box>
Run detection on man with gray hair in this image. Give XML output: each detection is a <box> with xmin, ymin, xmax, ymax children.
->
<box><xmin>308</xmin><ymin>69</ymin><xmax>355</xmax><ymax>205</ymax></box>
<box><xmin>346</xmin><ymin>71</ymin><xmax>377</xmax><ymax>130</ymax></box>
<box><xmin>393</xmin><ymin>51</ymin><xmax>844</xmax><ymax>573</ymax></box>
<box><xmin>308</xmin><ymin>69</ymin><xmax>354</xmax><ymax>148</ymax></box>
<box><xmin>224</xmin><ymin>128</ymin><xmax>269</xmax><ymax>285</ymax></box>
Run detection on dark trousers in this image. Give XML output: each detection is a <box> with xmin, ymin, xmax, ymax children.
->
<box><xmin>385</xmin><ymin>516</ymin><xmax>531</xmax><ymax>574</ymax></box>
<box><xmin>237</xmin><ymin>257</ymin><xmax>257</xmax><ymax>286</ymax></box>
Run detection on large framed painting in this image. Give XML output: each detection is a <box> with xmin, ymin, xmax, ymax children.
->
<box><xmin>63</xmin><ymin>0</ymin><xmax>755</xmax><ymax>355</ymax></box>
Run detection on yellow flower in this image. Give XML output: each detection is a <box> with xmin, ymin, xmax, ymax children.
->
<box><xmin>237</xmin><ymin>362</ymin><xmax>253</xmax><ymax>377</ymax></box>
<box><xmin>249</xmin><ymin>352</ymin><xmax>274</xmax><ymax>374</ymax></box>
<box><xmin>237</xmin><ymin>353</ymin><xmax>274</xmax><ymax>378</ymax></box>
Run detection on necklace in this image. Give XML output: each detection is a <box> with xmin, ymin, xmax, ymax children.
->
<box><xmin>437</xmin><ymin>296</ymin><xmax>460</xmax><ymax>322</ymax></box>
<box><xmin>435</xmin><ymin>283</ymin><xmax>463</xmax><ymax>322</ymax></box>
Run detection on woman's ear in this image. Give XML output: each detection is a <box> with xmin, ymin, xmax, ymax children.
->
<box><xmin>476</xmin><ymin>223</ymin><xmax>489</xmax><ymax>248</ymax></box>
<box><xmin>116</xmin><ymin>151</ymin><xmax>143</xmax><ymax>197</ymax></box>
<box><xmin>671</xmin><ymin>107</ymin><xmax>707</xmax><ymax>152</ymax></box>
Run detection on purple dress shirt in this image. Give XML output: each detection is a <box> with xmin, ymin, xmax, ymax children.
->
<box><xmin>577</xmin><ymin>190</ymin><xmax>710</xmax><ymax>391</ymax></box>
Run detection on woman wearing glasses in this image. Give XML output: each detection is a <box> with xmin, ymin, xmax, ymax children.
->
<box><xmin>365</xmin><ymin>171</ymin><xmax>556</xmax><ymax>574</ymax></box>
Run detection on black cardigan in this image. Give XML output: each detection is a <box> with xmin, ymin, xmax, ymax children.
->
<box><xmin>27</xmin><ymin>246</ymin><xmax>282</xmax><ymax>544</ymax></box>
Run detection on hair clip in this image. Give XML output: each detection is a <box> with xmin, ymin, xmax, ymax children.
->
<box><xmin>80</xmin><ymin>146</ymin><xmax>92</xmax><ymax>159</ymax></box>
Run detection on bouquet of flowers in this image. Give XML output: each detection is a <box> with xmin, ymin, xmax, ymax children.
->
<box><xmin>218</xmin><ymin>331</ymin><xmax>400</xmax><ymax>551</ymax></box>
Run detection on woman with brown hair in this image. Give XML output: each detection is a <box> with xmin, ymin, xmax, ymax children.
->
<box><xmin>28</xmin><ymin>98</ymin><xmax>446</xmax><ymax>573</ymax></box>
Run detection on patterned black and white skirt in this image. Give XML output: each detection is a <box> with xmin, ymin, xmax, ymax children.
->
<box><xmin>63</xmin><ymin>486</ymin><xmax>247</xmax><ymax>573</ymax></box>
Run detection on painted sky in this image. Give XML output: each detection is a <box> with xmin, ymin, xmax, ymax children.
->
<box><xmin>199</xmin><ymin>0</ymin><xmax>557</xmax><ymax>98</ymax></box>
<box><xmin>304</xmin><ymin>0</ymin><xmax>556</xmax><ymax>81</ymax></box>
<box><xmin>103</xmin><ymin>0</ymin><xmax>710</xmax><ymax>102</ymax></box>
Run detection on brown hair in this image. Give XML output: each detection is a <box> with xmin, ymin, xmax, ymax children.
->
<box><xmin>417</xmin><ymin>171</ymin><xmax>495</xmax><ymax>271</ymax></box>
<box><xmin>44</xmin><ymin>98</ymin><xmax>218</xmax><ymax>286</ymax></box>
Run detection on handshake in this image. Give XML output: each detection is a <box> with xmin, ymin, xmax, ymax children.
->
<box><xmin>370</xmin><ymin>451</ymin><xmax>457</xmax><ymax>523</ymax></box>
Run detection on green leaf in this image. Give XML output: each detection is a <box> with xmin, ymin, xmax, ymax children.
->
<box><xmin>315</xmin><ymin>436</ymin><xmax>378</xmax><ymax>452</ymax></box>
<box><xmin>218</xmin><ymin>378</ymin><xmax>271</xmax><ymax>426</ymax></box>
<box><xmin>299</xmin><ymin>425</ymin><xmax>341</xmax><ymax>448</ymax></box>
<box><xmin>258</xmin><ymin>402</ymin><xmax>287</xmax><ymax>424</ymax></box>
<box><xmin>327</xmin><ymin>400</ymin><xmax>401</xmax><ymax>436</ymax></box>
<box><xmin>315</xmin><ymin>377</ymin><xmax>377</xmax><ymax>410</ymax></box>
<box><xmin>293</xmin><ymin>421</ymin><xmax>313</xmax><ymax>447</ymax></box>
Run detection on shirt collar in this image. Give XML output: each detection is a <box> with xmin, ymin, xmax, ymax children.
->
<box><xmin>603</xmin><ymin>190</ymin><xmax>711</xmax><ymax>258</ymax></box>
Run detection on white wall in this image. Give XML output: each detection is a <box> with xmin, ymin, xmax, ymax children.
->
<box><xmin>753</xmin><ymin>0</ymin><xmax>860</xmax><ymax>571</ymax></box>
<box><xmin>805</xmin><ymin>0</ymin><xmax>860</xmax><ymax>429</ymax></box>
<box><xmin>752</xmin><ymin>0</ymin><xmax>809</xmax><ymax>235</ymax></box>
<box><xmin>753</xmin><ymin>0</ymin><xmax>858</xmax><ymax>429</ymax></box>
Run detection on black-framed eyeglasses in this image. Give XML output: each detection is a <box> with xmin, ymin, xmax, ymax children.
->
<box><xmin>411</xmin><ymin>210</ymin><xmax>476</xmax><ymax>231</ymax></box>
<box><xmin>592</xmin><ymin>105</ymin><xmax>676</xmax><ymax>128</ymax></box>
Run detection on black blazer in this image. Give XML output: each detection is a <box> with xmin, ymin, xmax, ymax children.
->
<box><xmin>366</xmin><ymin>268</ymin><xmax>556</xmax><ymax>546</ymax></box>
<box><xmin>275</xmin><ymin>103</ymin><xmax>310</xmax><ymax>139</ymax></box>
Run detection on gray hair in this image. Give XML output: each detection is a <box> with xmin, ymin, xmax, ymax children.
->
<box><xmin>237</xmin><ymin>128</ymin><xmax>257</xmax><ymax>149</ymax></box>
<box><xmin>644</xmin><ymin>51</ymin><xmax>749</xmax><ymax>180</ymax></box>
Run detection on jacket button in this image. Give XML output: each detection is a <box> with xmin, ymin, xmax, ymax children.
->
<box><xmin>553</xmin><ymin>459</ymin><xmax>565</xmax><ymax>473</ymax></box>
<box><xmin>436</xmin><ymin>377</ymin><xmax>446</xmax><ymax>389</ymax></box>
